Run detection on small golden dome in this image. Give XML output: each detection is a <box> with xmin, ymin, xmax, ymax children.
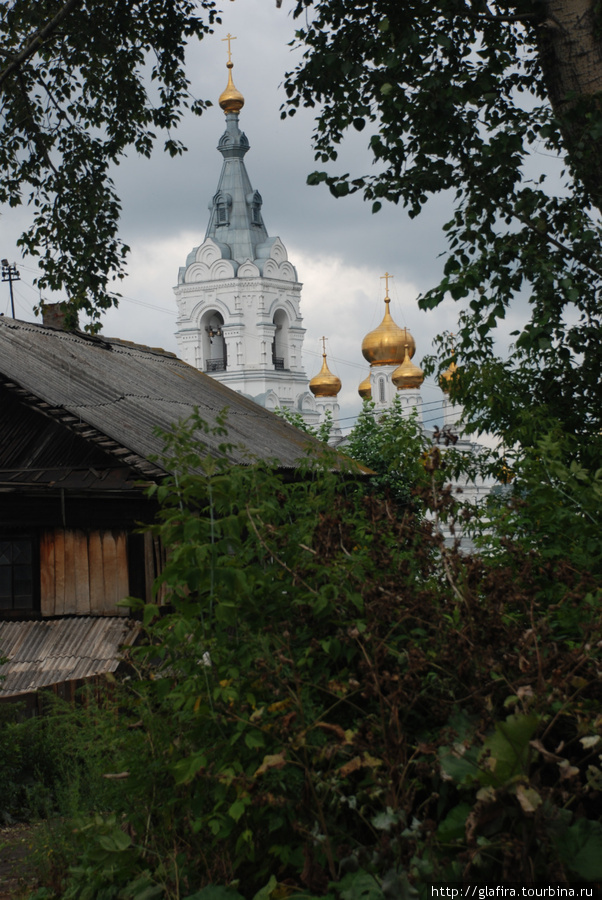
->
<box><xmin>497</xmin><ymin>459</ymin><xmax>514</xmax><ymax>484</ymax></box>
<box><xmin>358</xmin><ymin>373</ymin><xmax>372</xmax><ymax>400</ymax></box>
<box><xmin>439</xmin><ymin>360</ymin><xmax>458</xmax><ymax>394</ymax></box>
<box><xmin>310</xmin><ymin>353</ymin><xmax>342</xmax><ymax>398</ymax></box>
<box><xmin>361</xmin><ymin>295</ymin><xmax>415</xmax><ymax>367</ymax></box>
<box><xmin>392</xmin><ymin>345</ymin><xmax>424</xmax><ymax>390</ymax></box>
<box><xmin>219</xmin><ymin>62</ymin><xmax>245</xmax><ymax>114</ymax></box>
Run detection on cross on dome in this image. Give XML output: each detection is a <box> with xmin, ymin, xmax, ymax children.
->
<box><xmin>221</xmin><ymin>32</ymin><xmax>237</xmax><ymax>64</ymax></box>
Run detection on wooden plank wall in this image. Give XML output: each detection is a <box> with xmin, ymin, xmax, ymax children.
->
<box><xmin>40</xmin><ymin>529</ymin><xmax>130</xmax><ymax>616</ymax></box>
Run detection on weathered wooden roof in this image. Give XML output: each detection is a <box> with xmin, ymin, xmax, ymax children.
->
<box><xmin>0</xmin><ymin>616</ymin><xmax>139</xmax><ymax>698</ymax></box>
<box><xmin>0</xmin><ymin>319</ymin><xmax>329</xmax><ymax>475</ymax></box>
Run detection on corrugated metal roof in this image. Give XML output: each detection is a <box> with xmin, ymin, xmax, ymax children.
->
<box><xmin>0</xmin><ymin>319</ymin><xmax>331</xmax><ymax>473</ymax></box>
<box><xmin>0</xmin><ymin>617</ymin><xmax>139</xmax><ymax>697</ymax></box>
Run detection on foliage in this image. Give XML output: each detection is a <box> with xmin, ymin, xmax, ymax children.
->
<box><xmin>274</xmin><ymin>406</ymin><xmax>335</xmax><ymax>444</ymax></box>
<box><xmin>480</xmin><ymin>427</ymin><xmax>602</xmax><ymax>577</ymax></box>
<box><xmin>0</xmin><ymin>0</ymin><xmax>220</xmax><ymax>329</ymax></box>
<box><xmin>0</xmin><ymin>691</ymin><xmax>112</xmax><ymax>826</ymax></box>
<box><xmin>341</xmin><ymin>397</ymin><xmax>433</xmax><ymax>508</ymax></box>
<box><xmin>28</xmin><ymin>413</ymin><xmax>602</xmax><ymax>899</ymax></box>
<box><xmin>283</xmin><ymin>0</ymin><xmax>602</xmax><ymax>463</ymax></box>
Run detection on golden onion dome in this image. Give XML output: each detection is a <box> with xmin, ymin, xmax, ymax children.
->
<box><xmin>439</xmin><ymin>360</ymin><xmax>458</xmax><ymax>394</ymax></box>
<box><xmin>310</xmin><ymin>352</ymin><xmax>342</xmax><ymax>398</ymax></box>
<box><xmin>358</xmin><ymin>372</ymin><xmax>372</xmax><ymax>400</ymax></box>
<box><xmin>219</xmin><ymin>62</ymin><xmax>245</xmax><ymax>114</ymax></box>
<box><xmin>392</xmin><ymin>345</ymin><xmax>424</xmax><ymax>390</ymax></box>
<box><xmin>361</xmin><ymin>295</ymin><xmax>415</xmax><ymax>367</ymax></box>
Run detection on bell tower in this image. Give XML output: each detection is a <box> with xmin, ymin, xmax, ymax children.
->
<box><xmin>174</xmin><ymin>38</ymin><xmax>318</xmax><ymax>424</ymax></box>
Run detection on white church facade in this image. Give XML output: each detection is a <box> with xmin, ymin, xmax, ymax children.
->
<box><xmin>174</xmin><ymin>53</ymin><xmax>323</xmax><ymax>428</ymax></box>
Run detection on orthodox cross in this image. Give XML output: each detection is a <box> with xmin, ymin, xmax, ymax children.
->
<box><xmin>380</xmin><ymin>271</ymin><xmax>393</xmax><ymax>296</ymax></box>
<box><xmin>320</xmin><ymin>335</ymin><xmax>328</xmax><ymax>356</ymax></box>
<box><xmin>222</xmin><ymin>33</ymin><xmax>237</xmax><ymax>63</ymax></box>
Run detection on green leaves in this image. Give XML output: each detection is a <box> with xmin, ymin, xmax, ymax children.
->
<box><xmin>285</xmin><ymin>0</ymin><xmax>602</xmax><ymax>459</ymax></box>
<box><xmin>478</xmin><ymin>714</ymin><xmax>540</xmax><ymax>786</ymax></box>
<box><xmin>436</xmin><ymin>803</ymin><xmax>471</xmax><ymax>843</ymax></box>
<box><xmin>557</xmin><ymin>820</ymin><xmax>602</xmax><ymax>881</ymax></box>
<box><xmin>0</xmin><ymin>0</ymin><xmax>218</xmax><ymax>327</ymax></box>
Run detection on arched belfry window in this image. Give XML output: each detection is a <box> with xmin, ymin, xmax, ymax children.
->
<box><xmin>379</xmin><ymin>377</ymin><xmax>385</xmax><ymax>403</ymax></box>
<box><xmin>202</xmin><ymin>311</ymin><xmax>227</xmax><ymax>372</ymax></box>
<box><xmin>213</xmin><ymin>191</ymin><xmax>232</xmax><ymax>227</ymax></box>
<box><xmin>247</xmin><ymin>190</ymin><xmax>263</xmax><ymax>227</ymax></box>
<box><xmin>272</xmin><ymin>309</ymin><xmax>289</xmax><ymax>371</ymax></box>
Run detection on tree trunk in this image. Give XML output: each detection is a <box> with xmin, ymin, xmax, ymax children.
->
<box><xmin>537</xmin><ymin>0</ymin><xmax>602</xmax><ymax>211</ymax></box>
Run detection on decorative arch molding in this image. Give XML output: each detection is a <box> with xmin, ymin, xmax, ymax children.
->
<box><xmin>237</xmin><ymin>259</ymin><xmax>260</xmax><ymax>278</ymax></box>
<box><xmin>255</xmin><ymin>237</ymin><xmax>288</xmax><ymax>263</ymax></box>
<box><xmin>185</xmin><ymin>262</ymin><xmax>212</xmax><ymax>283</ymax></box>
<box><xmin>268</xmin><ymin>237</ymin><xmax>287</xmax><ymax>264</ymax></box>
<box><xmin>184</xmin><ymin>241</ymin><xmax>236</xmax><ymax>284</ymax></box>
<box><xmin>260</xmin><ymin>258</ymin><xmax>296</xmax><ymax>281</ymax></box>
<box><xmin>197</xmin><ymin>238</ymin><xmax>231</xmax><ymax>266</ymax></box>
<box><xmin>212</xmin><ymin>190</ymin><xmax>232</xmax><ymax>227</ymax></box>
<box><xmin>278</xmin><ymin>261</ymin><xmax>297</xmax><ymax>282</ymax></box>
<box><xmin>264</xmin><ymin>390</ymin><xmax>280</xmax><ymax>411</ymax></box>
<box><xmin>209</xmin><ymin>259</ymin><xmax>237</xmax><ymax>281</ymax></box>
<box><xmin>246</xmin><ymin>189</ymin><xmax>263</xmax><ymax>207</ymax></box>
<box><xmin>246</xmin><ymin>190</ymin><xmax>264</xmax><ymax>227</ymax></box>
<box><xmin>295</xmin><ymin>391</ymin><xmax>318</xmax><ymax>414</ymax></box>
<box><xmin>267</xmin><ymin>298</ymin><xmax>298</xmax><ymax>322</ymax></box>
<box><xmin>191</xmin><ymin>297</ymin><xmax>230</xmax><ymax>327</ymax></box>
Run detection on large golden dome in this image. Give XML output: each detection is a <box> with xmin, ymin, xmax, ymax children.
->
<box><xmin>219</xmin><ymin>62</ymin><xmax>245</xmax><ymax>114</ymax></box>
<box><xmin>310</xmin><ymin>352</ymin><xmax>341</xmax><ymax>398</ymax></box>
<box><xmin>392</xmin><ymin>345</ymin><xmax>424</xmax><ymax>390</ymax></box>
<box><xmin>361</xmin><ymin>294</ymin><xmax>415</xmax><ymax>367</ymax></box>
<box><xmin>358</xmin><ymin>372</ymin><xmax>372</xmax><ymax>399</ymax></box>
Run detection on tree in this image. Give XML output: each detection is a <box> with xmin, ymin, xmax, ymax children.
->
<box><xmin>274</xmin><ymin>405</ymin><xmax>336</xmax><ymax>444</ymax></box>
<box><xmin>283</xmin><ymin>0</ymin><xmax>602</xmax><ymax>466</ymax></box>
<box><xmin>342</xmin><ymin>397</ymin><xmax>433</xmax><ymax>509</ymax></box>
<box><xmin>275</xmin><ymin>398</ymin><xmax>440</xmax><ymax>510</ymax></box>
<box><xmin>0</xmin><ymin>0</ymin><xmax>220</xmax><ymax>329</ymax></box>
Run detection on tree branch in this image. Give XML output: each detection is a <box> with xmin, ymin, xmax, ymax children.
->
<box><xmin>472</xmin><ymin>0</ymin><xmax>537</xmax><ymax>23</ymax></box>
<box><xmin>515</xmin><ymin>210</ymin><xmax>602</xmax><ymax>281</ymax></box>
<box><xmin>468</xmin><ymin>12</ymin><xmax>537</xmax><ymax>21</ymax></box>
<box><xmin>0</xmin><ymin>0</ymin><xmax>83</xmax><ymax>89</ymax></box>
<box><xmin>16</xmin><ymin>71</ymin><xmax>59</xmax><ymax>176</ymax></box>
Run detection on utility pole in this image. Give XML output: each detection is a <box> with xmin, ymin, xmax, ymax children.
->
<box><xmin>1</xmin><ymin>259</ymin><xmax>20</xmax><ymax>318</ymax></box>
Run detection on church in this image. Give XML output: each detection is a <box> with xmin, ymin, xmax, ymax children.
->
<box><xmin>173</xmin><ymin>46</ymin><xmax>464</xmax><ymax>448</ymax></box>
<box><xmin>174</xmin><ymin>42</ymin><xmax>333</xmax><ymax>432</ymax></box>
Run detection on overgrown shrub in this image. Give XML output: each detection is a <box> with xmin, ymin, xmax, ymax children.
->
<box><xmin>27</xmin><ymin>412</ymin><xmax>602</xmax><ymax>899</ymax></box>
<box><xmin>0</xmin><ymin>692</ymin><xmax>114</xmax><ymax>825</ymax></box>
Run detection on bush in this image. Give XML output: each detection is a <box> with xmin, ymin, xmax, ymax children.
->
<box><xmin>28</xmin><ymin>413</ymin><xmax>602</xmax><ymax>898</ymax></box>
<box><xmin>0</xmin><ymin>692</ymin><xmax>115</xmax><ymax>825</ymax></box>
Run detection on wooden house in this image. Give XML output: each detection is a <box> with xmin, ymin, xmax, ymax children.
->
<box><xmin>0</xmin><ymin>314</ymin><xmax>325</xmax><ymax>699</ymax></box>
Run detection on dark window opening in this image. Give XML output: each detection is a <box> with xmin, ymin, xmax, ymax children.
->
<box><xmin>0</xmin><ymin>536</ymin><xmax>37</xmax><ymax>612</ymax></box>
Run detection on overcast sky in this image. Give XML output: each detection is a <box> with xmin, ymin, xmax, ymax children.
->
<box><xmin>0</xmin><ymin>0</ymin><xmax>514</xmax><ymax>433</ymax></box>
